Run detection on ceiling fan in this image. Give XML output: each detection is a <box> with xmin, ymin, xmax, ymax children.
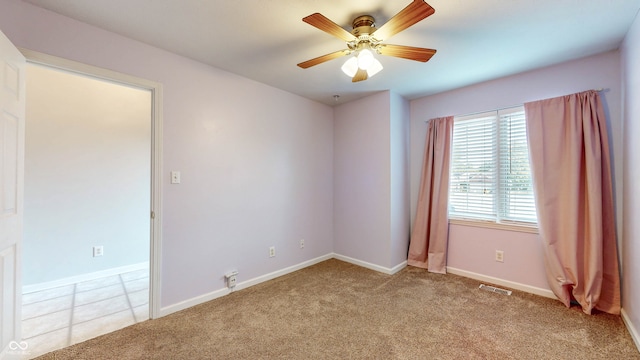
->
<box><xmin>297</xmin><ymin>0</ymin><xmax>437</xmax><ymax>83</ymax></box>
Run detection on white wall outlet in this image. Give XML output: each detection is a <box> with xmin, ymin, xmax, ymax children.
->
<box><xmin>225</xmin><ymin>271</ymin><xmax>238</xmax><ymax>289</ymax></box>
<box><xmin>170</xmin><ymin>171</ymin><xmax>181</xmax><ymax>184</ymax></box>
<box><xmin>269</xmin><ymin>246</ymin><xmax>276</xmax><ymax>258</ymax></box>
<box><xmin>300</xmin><ymin>239</ymin><xmax>305</xmax><ymax>249</ymax></box>
<box><xmin>93</xmin><ymin>245</ymin><xmax>104</xmax><ymax>257</ymax></box>
<box><xmin>495</xmin><ymin>250</ymin><xmax>504</xmax><ymax>262</ymax></box>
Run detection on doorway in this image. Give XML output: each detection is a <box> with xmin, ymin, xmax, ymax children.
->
<box><xmin>18</xmin><ymin>51</ymin><xmax>162</xmax><ymax>358</ymax></box>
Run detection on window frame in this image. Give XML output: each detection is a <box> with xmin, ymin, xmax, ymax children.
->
<box><xmin>447</xmin><ymin>106</ymin><xmax>538</xmax><ymax>233</ymax></box>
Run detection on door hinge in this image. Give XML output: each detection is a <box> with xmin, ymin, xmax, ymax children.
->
<box><xmin>151</xmin><ymin>211</ymin><xmax>155</xmax><ymax>219</ymax></box>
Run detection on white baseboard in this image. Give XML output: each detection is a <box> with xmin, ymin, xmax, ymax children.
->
<box><xmin>159</xmin><ymin>287</ymin><xmax>231</xmax><ymax>318</ymax></box>
<box><xmin>622</xmin><ymin>308</ymin><xmax>640</xmax><ymax>352</ymax></box>
<box><xmin>158</xmin><ymin>253</ymin><xmax>333</xmax><ymax>317</ymax></box>
<box><xmin>333</xmin><ymin>253</ymin><xmax>407</xmax><ymax>275</ymax></box>
<box><xmin>158</xmin><ymin>255</ymin><xmax>563</xmax><ymax>320</ymax></box>
<box><xmin>446</xmin><ymin>266</ymin><xmax>557</xmax><ymax>299</ymax></box>
<box><xmin>389</xmin><ymin>260</ymin><xmax>408</xmax><ymax>274</ymax></box>
<box><xmin>23</xmin><ymin>262</ymin><xmax>149</xmax><ymax>294</ymax></box>
<box><xmin>159</xmin><ymin>254</ymin><xmax>405</xmax><ymax>317</ymax></box>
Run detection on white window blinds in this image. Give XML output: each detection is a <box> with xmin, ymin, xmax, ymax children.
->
<box><xmin>498</xmin><ymin>108</ymin><xmax>537</xmax><ymax>223</ymax></box>
<box><xmin>449</xmin><ymin>106</ymin><xmax>537</xmax><ymax>225</ymax></box>
<box><xmin>449</xmin><ymin>112</ymin><xmax>497</xmax><ymax>220</ymax></box>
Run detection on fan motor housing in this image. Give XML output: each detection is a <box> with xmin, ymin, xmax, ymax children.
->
<box><xmin>351</xmin><ymin>15</ymin><xmax>376</xmax><ymax>36</ymax></box>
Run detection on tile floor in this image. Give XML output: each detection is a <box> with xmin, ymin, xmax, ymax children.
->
<box><xmin>19</xmin><ymin>268</ymin><xmax>149</xmax><ymax>359</ymax></box>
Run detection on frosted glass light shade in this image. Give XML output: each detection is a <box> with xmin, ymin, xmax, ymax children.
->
<box><xmin>357</xmin><ymin>49</ymin><xmax>374</xmax><ymax>70</ymax></box>
<box><xmin>341</xmin><ymin>57</ymin><xmax>358</xmax><ymax>77</ymax></box>
<box><xmin>366</xmin><ymin>58</ymin><xmax>383</xmax><ymax>77</ymax></box>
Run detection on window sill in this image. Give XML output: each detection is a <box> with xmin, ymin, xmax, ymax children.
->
<box><xmin>448</xmin><ymin>218</ymin><xmax>539</xmax><ymax>234</ymax></box>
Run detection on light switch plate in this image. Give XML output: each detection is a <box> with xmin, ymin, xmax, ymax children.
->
<box><xmin>171</xmin><ymin>171</ymin><xmax>181</xmax><ymax>184</ymax></box>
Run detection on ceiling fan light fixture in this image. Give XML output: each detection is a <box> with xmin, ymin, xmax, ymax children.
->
<box><xmin>366</xmin><ymin>58</ymin><xmax>383</xmax><ymax>77</ymax></box>
<box><xmin>357</xmin><ymin>48</ymin><xmax>374</xmax><ymax>70</ymax></box>
<box><xmin>341</xmin><ymin>56</ymin><xmax>359</xmax><ymax>77</ymax></box>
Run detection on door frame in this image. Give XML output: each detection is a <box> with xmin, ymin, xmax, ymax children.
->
<box><xmin>19</xmin><ymin>49</ymin><xmax>163</xmax><ymax>319</ymax></box>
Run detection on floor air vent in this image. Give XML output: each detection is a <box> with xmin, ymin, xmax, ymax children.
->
<box><xmin>479</xmin><ymin>284</ymin><xmax>512</xmax><ymax>296</ymax></box>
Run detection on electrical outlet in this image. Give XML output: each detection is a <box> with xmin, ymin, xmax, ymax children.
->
<box><xmin>269</xmin><ymin>246</ymin><xmax>276</xmax><ymax>258</ymax></box>
<box><xmin>225</xmin><ymin>271</ymin><xmax>238</xmax><ymax>289</ymax></box>
<box><xmin>93</xmin><ymin>246</ymin><xmax>104</xmax><ymax>257</ymax></box>
<box><xmin>300</xmin><ymin>239</ymin><xmax>305</xmax><ymax>249</ymax></box>
<box><xmin>495</xmin><ymin>250</ymin><xmax>504</xmax><ymax>262</ymax></box>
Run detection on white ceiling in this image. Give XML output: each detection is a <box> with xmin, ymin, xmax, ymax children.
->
<box><xmin>23</xmin><ymin>0</ymin><xmax>640</xmax><ymax>106</ymax></box>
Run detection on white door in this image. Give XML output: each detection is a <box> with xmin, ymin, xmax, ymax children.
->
<box><xmin>0</xmin><ymin>30</ymin><xmax>25</xmax><ymax>358</ymax></box>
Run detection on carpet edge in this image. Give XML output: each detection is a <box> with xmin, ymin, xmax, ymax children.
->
<box><xmin>158</xmin><ymin>253</ymin><xmax>333</xmax><ymax>317</ymax></box>
<box><xmin>446</xmin><ymin>266</ymin><xmax>556</xmax><ymax>299</ymax></box>
<box><xmin>333</xmin><ymin>253</ymin><xmax>407</xmax><ymax>275</ymax></box>
<box><xmin>622</xmin><ymin>308</ymin><xmax>640</xmax><ymax>353</ymax></box>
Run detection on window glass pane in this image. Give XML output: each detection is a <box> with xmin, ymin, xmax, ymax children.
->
<box><xmin>449</xmin><ymin>114</ymin><xmax>497</xmax><ymax>219</ymax></box>
<box><xmin>498</xmin><ymin>109</ymin><xmax>537</xmax><ymax>223</ymax></box>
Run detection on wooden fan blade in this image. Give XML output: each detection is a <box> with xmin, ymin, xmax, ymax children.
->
<box><xmin>297</xmin><ymin>49</ymin><xmax>351</xmax><ymax>69</ymax></box>
<box><xmin>303</xmin><ymin>13</ymin><xmax>357</xmax><ymax>42</ymax></box>
<box><xmin>378</xmin><ymin>44</ymin><xmax>436</xmax><ymax>62</ymax></box>
<box><xmin>373</xmin><ymin>0</ymin><xmax>435</xmax><ymax>41</ymax></box>
<box><xmin>352</xmin><ymin>68</ymin><xmax>368</xmax><ymax>82</ymax></box>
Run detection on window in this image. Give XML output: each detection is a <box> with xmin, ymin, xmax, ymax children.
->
<box><xmin>448</xmin><ymin>106</ymin><xmax>537</xmax><ymax>226</ymax></box>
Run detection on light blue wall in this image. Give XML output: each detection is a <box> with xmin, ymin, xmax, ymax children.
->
<box><xmin>23</xmin><ymin>64</ymin><xmax>151</xmax><ymax>285</ymax></box>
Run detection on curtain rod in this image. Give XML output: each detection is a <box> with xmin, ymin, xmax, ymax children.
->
<box><xmin>424</xmin><ymin>88</ymin><xmax>605</xmax><ymax>123</ymax></box>
<box><xmin>425</xmin><ymin>105</ymin><xmax>521</xmax><ymax>123</ymax></box>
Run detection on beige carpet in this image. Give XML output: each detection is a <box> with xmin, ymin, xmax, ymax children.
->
<box><xmin>36</xmin><ymin>259</ymin><xmax>639</xmax><ymax>359</ymax></box>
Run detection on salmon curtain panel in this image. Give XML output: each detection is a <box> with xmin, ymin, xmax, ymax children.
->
<box><xmin>525</xmin><ymin>90</ymin><xmax>620</xmax><ymax>315</ymax></box>
<box><xmin>408</xmin><ymin>116</ymin><xmax>453</xmax><ymax>274</ymax></box>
